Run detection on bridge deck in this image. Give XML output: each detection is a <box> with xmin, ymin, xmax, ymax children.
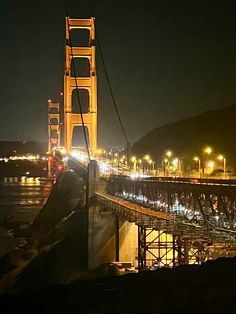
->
<box><xmin>95</xmin><ymin>191</ymin><xmax>174</xmax><ymax>221</ymax></box>
<box><xmin>95</xmin><ymin>191</ymin><xmax>236</xmax><ymax>242</ymax></box>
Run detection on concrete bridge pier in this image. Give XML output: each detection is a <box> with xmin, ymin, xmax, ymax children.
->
<box><xmin>82</xmin><ymin>159</ymin><xmax>100</xmax><ymax>270</ymax></box>
<box><xmin>87</xmin><ymin>159</ymin><xmax>99</xmax><ymax>202</ymax></box>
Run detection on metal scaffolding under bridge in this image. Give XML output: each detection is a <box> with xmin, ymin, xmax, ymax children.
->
<box><xmin>95</xmin><ymin>175</ymin><xmax>236</xmax><ymax>270</ymax></box>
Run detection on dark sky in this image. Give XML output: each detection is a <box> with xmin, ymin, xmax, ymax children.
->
<box><xmin>0</xmin><ymin>0</ymin><xmax>236</xmax><ymax>148</ymax></box>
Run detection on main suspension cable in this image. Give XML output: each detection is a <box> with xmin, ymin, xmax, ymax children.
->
<box><xmin>95</xmin><ymin>28</ymin><xmax>131</xmax><ymax>151</ymax></box>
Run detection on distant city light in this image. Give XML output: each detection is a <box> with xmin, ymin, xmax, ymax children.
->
<box><xmin>0</xmin><ymin>155</ymin><xmax>41</xmax><ymax>162</ymax></box>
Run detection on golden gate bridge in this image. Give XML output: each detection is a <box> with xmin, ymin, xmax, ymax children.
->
<box><xmin>47</xmin><ymin>17</ymin><xmax>236</xmax><ymax>271</ymax></box>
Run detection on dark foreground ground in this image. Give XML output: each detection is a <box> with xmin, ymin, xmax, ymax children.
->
<box><xmin>1</xmin><ymin>256</ymin><xmax>236</xmax><ymax>314</ymax></box>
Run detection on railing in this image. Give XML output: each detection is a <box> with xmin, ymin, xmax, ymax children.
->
<box><xmin>115</xmin><ymin>175</ymin><xmax>236</xmax><ymax>187</ymax></box>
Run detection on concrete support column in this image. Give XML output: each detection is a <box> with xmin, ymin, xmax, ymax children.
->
<box><xmin>115</xmin><ymin>215</ymin><xmax>120</xmax><ymax>262</ymax></box>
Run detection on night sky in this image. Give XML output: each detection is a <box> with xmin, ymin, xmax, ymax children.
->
<box><xmin>0</xmin><ymin>0</ymin><xmax>236</xmax><ymax>148</ymax></box>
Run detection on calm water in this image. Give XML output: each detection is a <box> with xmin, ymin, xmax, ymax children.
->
<box><xmin>0</xmin><ymin>177</ymin><xmax>52</xmax><ymax>257</ymax></box>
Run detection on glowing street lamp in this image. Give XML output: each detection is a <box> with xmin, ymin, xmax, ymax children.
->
<box><xmin>143</xmin><ymin>155</ymin><xmax>151</xmax><ymax>174</ymax></box>
<box><xmin>172</xmin><ymin>158</ymin><xmax>178</xmax><ymax>166</ymax></box>
<box><xmin>202</xmin><ymin>146</ymin><xmax>212</xmax><ymax>176</ymax></box>
<box><xmin>130</xmin><ymin>156</ymin><xmax>137</xmax><ymax>171</ymax></box>
<box><xmin>171</xmin><ymin>158</ymin><xmax>180</xmax><ymax>175</ymax></box>
<box><xmin>143</xmin><ymin>154</ymin><xmax>150</xmax><ymax>161</ymax></box>
<box><xmin>217</xmin><ymin>154</ymin><xmax>226</xmax><ymax>178</ymax></box>
<box><xmin>193</xmin><ymin>156</ymin><xmax>201</xmax><ymax>177</ymax></box>
<box><xmin>138</xmin><ymin>159</ymin><xmax>143</xmax><ymax>174</ymax></box>
<box><xmin>162</xmin><ymin>150</ymin><xmax>172</xmax><ymax>176</ymax></box>
<box><xmin>207</xmin><ymin>161</ymin><xmax>215</xmax><ymax>174</ymax></box>
<box><xmin>204</xmin><ymin>147</ymin><xmax>212</xmax><ymax>154</ymax></box>
<box><xmin>166</xmin><ymin>150</ymin><xmax>172</xmax><ymax>158</ymax></box>
<box><xmin>148</xmin><ymin>159</ymin><xmax>154</xmax><ymax>175</ymax></box>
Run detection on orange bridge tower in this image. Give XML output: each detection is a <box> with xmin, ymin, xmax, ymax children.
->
<box><xmin>64</xmin><ymin>17</ymin><xmax>97</xmax><ymax>153</ymax></box>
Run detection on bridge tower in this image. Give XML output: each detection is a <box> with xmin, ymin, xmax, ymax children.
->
<box><xmin>48</xmin><ymin>100</ymin><xmax>60</xmax><ymax>152</ymax></box>
<box><xmin>64</xmin><ymin>17</ymin><xmax>97</xmax><ymax>153</ymax></box>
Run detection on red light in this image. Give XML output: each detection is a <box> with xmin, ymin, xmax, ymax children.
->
<box><xmin>58</xmin><ymin>165</ymin><xmax>62</xmax><ymax>171</ymax></box>
<box><xmin>48</xmin><ymin>156</ymin><xmax>52</xmax><ymax>161</ymax></box>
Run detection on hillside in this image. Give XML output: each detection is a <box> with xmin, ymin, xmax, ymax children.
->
<box><xmin>1</xmin><ymin>257</ymin><xmax>236</xmax><ymax>313</ymax></box>
<box><xmin>132</xmin><ymin>104</ymin><xmax>236</xmax><ymax>171</ymax></box>
<box><xmin>0</xmin><ymin>141</ymin><xmax>47</xmax><ymax>157</ymax></box>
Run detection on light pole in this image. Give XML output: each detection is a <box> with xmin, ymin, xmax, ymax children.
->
<box><xmin>148</xmin><ymin>159</ymin><xmax>153</xmax><ymax>175</ymax></box>
<box><xmin>152</xmin><ymin>160</ymin><xmax>156</xmax><ymax>176</ymax></box>
<box><xmin>130</xmin><ymin>156</ymin><xmax>137</xmax><ymax>172</ymax></box>
<box><xmin>162</xmin><ymin>150</ymin><xmax>172</xmax><ymax>176</ymax></box>
<box><xmin>138</xmin><ymin>159</ymin><xmax>143</xmax><ymax>175</ymax></box>
<box><xmin>163</xmin><ymin>158</ymin><xmax>168</xmax><ymax>176</ymax></box>
<box><xmin>217</xmin><ymin>154</ymin><xmax>226</xmax><ymax>179</ymax></box>
<box><xmin>202</xmin><ymin>146</ymin><xmax>212</xmax><ymax>177</ymax></box>
<box><xmin>143</xmin><ymin>154</ymin><xmax>150</xmax><ymax>175</ymax></box>
<box><xmin>172</xmin><ymin>158</ymin><xmax>180</xmax><ymax>176</ymax></box>
<box><xmin>193</xmin><ymin>156</ymin><xmax>201</xmax><ymax>178</ymax></box>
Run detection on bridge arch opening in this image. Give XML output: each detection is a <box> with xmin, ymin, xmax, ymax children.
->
<box><xmin>49</xmin><ymin>118</ymin><xmax>59</xmax><ymax>125</ymax></box>
<box><xmin>72</xmin><ymin>125</ymin><xmax>90</xmax><ymax>150</ymax></box>
<box><xmin>70</xmin><ymin>28</ymin><xmax>90</xmax><ymax>47</ymax></box>
<box><xmin>71</xmin><ymin>57</ymin><xmax>90</xmax><ymax>77</ymax></box>
<box><xmin>49</xmin><ymin>107</ymin><xmax>60</xmax><ymax>114</ymax></box>
<box><xmin>72</xmin><ymin>89</ymin><xmax>89</xmax><ymax>114</ymax></box>
<box><xmin>50</xmin><ymin>129</ymin><xmax>59</xmax><ymax>139</ymax></box>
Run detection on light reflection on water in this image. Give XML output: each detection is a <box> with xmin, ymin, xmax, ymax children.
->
<box><xmin>0</xmin><ymin>177</ymin><xmax>52</xmax><ymax>257</ymax></box>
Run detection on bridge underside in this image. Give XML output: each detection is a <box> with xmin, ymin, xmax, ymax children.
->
<box><xmin>96</xmin><ymin>192</ymin><xmax>236</xmax><ymax>270</ymax></box>
<box><xmin>64</xmin><ymin>159</ymin><xmax>236</xmax><ymax>271</ymax></box>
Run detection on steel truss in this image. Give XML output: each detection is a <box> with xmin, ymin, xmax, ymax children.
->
<box><xmin>137</xmin><ymin>226</ymin><xmax>236</xmax><ymax>271</ymax></box>
<box><xmin>138</xmin><ymin>226</ymin><xmax>209</xmax><ymax>270</ymax></box>
<box><xmin>107</xmin><ymin>177</ymin><xmax>236</xmax><ymax>236</ymax></box>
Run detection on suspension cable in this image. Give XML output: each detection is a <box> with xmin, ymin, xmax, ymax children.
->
<box><xmin>95</xmin><ymin>28</ymin><xmax>131</xmax><ymax>151</ymax></box>
<box><xmin>66</xmin><ymin>17</ymin><xmax>91</xmax><ymax>161</ymax></box>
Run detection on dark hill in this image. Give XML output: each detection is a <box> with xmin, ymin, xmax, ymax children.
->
<box><xmin>132</xmin><ymin>104</ymin><xmax>236</xmax><ymax>171</ymax></box>
<box><xmin>0</xmin><ymin>141</ymin><xmax>47</xmax><ymax>157</ymax></box>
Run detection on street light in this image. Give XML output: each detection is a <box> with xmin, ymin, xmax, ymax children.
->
<box><xmin>130</xmin><ymin>156</ymin><xmax>137</xmax><ymax>172</ymax></box>
<box><xmin>207</xmin><ymin>161</ymin><xmax>215</xmax><ymax>175</ymax></box>
<box><xmin>217</xmin><ymin>154</ymin><xmax>226</xmax><ymax>178</ymax></box>
<box><xmin>193</xmin><ymin>156</ymin><xmax>201</xmax><ymax>178</ymax></box>
<box><xmin>204</xmin><ymin>147</ymin><xmax>212</xmax><ymax>154</ymax></box>
<box><xmin>162</xmin><ymin>150</ymin><xmax>172</xmax><ymax>176</ymax></box>
<box><xmin>162</xmin><ymin>158</ymin><xmax>168</xmax><ymax>176</ymax></box>
<box><xmin>143</xmin><ymin>154</ymin><xmax>150</xmax><ymax>161</ymax></box>
<box><xmin>202</xmin><ymin>146</ymin><xmax>212</xmax><ymax>176</ymax></box>
<box><xmin>138</xmin><ymin>159</ymin><xmax>143</xmax><ymax>174</ymax></box>
<box><xmin>143</xmin><ymin>154</ymin><xmax>151</xmax><ymax>175</ymax></box>
<box><xmin>172</xmin><ymin>158</ymin><xmax>180</xmax><ymax>176</ymax></box>
<box><xmin>148</xmin><ymin>159</ymin><xmax>154</xmax><ymax>175</ymax></box>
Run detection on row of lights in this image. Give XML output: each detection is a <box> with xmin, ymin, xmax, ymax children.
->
<box><xmin>129</xmin><ymin>146</ymin><xmax>227</xmax><ymax>177</ymax></box>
